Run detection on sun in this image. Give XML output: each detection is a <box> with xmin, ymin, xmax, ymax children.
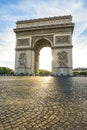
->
<box><xmin>39</xmin><ymin>47</ymin><xmax>52</xmax><ymax>71</ymax></box>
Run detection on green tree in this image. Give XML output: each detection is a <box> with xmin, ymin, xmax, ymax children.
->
<box><xmin>0</xmin><ymin>67</ymin><xmax>14</xmax><ymax>75</ymax></box>
<box><xmin>73</xmin><ymin>71</ymin><xmax>87</xmax><ymax>76</ymax></box>
<box><xmin>39</xmin><ymin>69</ymin><xmax>51</xmax><ymax>76</ymax></box>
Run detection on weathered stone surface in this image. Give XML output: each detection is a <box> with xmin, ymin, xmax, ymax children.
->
<box><xmin>14</xmin><ymin>15</ymin><xmax>74</xmax><ymax>76</ymax></box>
<box><xmin>16</xmin><ymin>15</ymin><xmax>72</xmax><ymax>28</ymax></box>
<box><xmin>17</xmin><ymin>38</ymin><xmax>30</xmax><ymax>46</ymax></box>
<box><xmin>55</xmin><ymin>35</ymin><xmax>70</xmax><ymax>44</ymax></box>
<box><xmin>32</xmin><ymin>35</ymin><xmax>53</xmax><ymax>46</ymax></box>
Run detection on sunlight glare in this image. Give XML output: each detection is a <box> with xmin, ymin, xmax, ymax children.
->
<box><xmin>39</xmin><ymin>47</ymin><xmax>52</xmax><ymax>71</ymax></box>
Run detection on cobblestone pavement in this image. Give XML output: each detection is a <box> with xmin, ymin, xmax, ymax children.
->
<box><xmin>0</xmin><ymin>76</ymin><xmax>87</xmax><ymax>130</ymax></box>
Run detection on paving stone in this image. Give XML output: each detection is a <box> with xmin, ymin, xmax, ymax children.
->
<box><xmin>0</xmin><ymin>76</ymin><xmax>87</xmax><ymax>130</ymax></box>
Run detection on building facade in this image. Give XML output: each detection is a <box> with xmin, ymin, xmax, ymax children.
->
<box><xmin>14</xmin><ymin>15</ymin><xmax>74</xmax><ymax>76</ymax></box>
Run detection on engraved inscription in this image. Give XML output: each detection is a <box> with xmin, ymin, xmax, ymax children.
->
<box><xmin>17</xmin><ymin>28</ymin><xmax>72</xmax><ymax>37</ymax></box>
<box><xmin>55</xmin><ymin>35</ymin><xmax>70</xmax><ymax>44</ymax></box>
<box><xmin>58</xmin><ymin>51</ymin><xmax>68</xmax><ymax>67</ymax></box>
<box><xmin>17</xmin><ymin>38</ymin><xmax>30</xmax><ymax>46</ymax></box>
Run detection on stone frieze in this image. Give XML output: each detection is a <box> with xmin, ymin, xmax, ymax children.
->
<box><xmin>55</xmin><ymin>35</ymin><xmax>70</xmax><ymax>44</ymax></box>
<box><xmin>17</xmin><ymin>38</ymin><xmax>30</xmax><ymax>46</ymax></box>
<box><xmin>16</xmin><ymin>28</ymin><xmax>72</xmax><ymax>37</ymax></box>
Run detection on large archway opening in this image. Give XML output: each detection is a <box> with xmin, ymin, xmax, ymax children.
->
<box><xmin>39</xmin><ymin>47</ymin><xmax>52</xmax><ymax>71</ymax></box>
<box><xmin>34</xmin><ymin>39</ymin><xmax>52</xmax><ymax>75</ymax></box>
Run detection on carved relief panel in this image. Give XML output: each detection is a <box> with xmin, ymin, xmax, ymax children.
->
<box><xmin>19</xmin><ymin>53</ymin><xmax>27</xmax><ymax>67</ymax></box>
<box><xmin>55</xmin><ymin>35</ymin><xmax>70</xmax><ymax>45</ymax></box>
<box><xmin>17</xmin><ymin>38</ymin><xmax>30</xmax><ymax>46</ymax></box>
<box><xmin>58</xmin><ymin>51</ymin><xmax>68</xmax><ymax>67</ymax></box>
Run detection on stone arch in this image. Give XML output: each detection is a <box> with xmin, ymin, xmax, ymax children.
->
<box><xmin>34</xmin><ymin>38</ymin><xmax>52</xmax><ymax>74</ymax></box>
<box><xmin>34</xmin><ymin>38</ymin><xmax>52</xmax><ymax>51</ymax></box>
<box><xmin>14</xmin><ymin>15</ymin><xmax>74</xmax><ymax>76</ymax></box>
<box><xmin>32</xmin><ymin>36</ymin><xmax>53</xmax><ymax>49</ymax></box>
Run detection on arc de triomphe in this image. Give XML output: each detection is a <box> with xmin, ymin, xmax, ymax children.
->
<box><xmin>14</xmin><ymin>15</ymin><xmax>74</xmax><ymax>76</ymax></box>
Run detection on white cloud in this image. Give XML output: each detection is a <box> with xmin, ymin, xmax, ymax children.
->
<box><xmin>0</xmin><ymin>31</ymin><xmax>15</xmax><ymax>69</ymax></box>
<box><xmin>0</xmin><ymin>0</ymin><xmax>87</xmax><ymax>69</ymax></box>
<box><xmin>73</xmin><ymin>46</ymin><xmax>87</xmax><ymax>68</ymax></box>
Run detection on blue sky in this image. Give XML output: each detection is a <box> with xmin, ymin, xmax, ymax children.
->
<box><xmin>0</xmin><ymin>0</ymin><xmax>87</xmax><ymax>69</ymax></box>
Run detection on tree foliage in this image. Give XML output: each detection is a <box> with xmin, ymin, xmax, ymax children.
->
<box><xmin>39</xmin><ymin>69</ymin><xmax>51</xmax><ymax>76</ymax></box>
<box><xmin>0</xmin><ymin>67</ymin><xmax>14</xmax><ymax>75</ymax></box>
<box><xmin>73</xmin><ymin>71</ymin><xmax>87</xmax><ymax>76</ymax></box>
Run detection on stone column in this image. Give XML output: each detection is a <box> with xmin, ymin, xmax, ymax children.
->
<box><xmin>35</xmin><ymin>52</ymin><xmax>39</xmax><ymax>75</ymax></box>
<box><xmin>52</xmin><ymin>34</ymin><xmax>73</xmax><ymax>76</ymax></box>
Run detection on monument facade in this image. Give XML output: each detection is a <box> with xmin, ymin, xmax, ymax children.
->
<box><xmin>14</xmin><ymin>15</ymin><xmax>74</xmax><ymax>76</ymax></box>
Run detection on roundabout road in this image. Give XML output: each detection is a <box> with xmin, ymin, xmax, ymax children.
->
<box><xmin>0</xmin><ymin>76</ymin><xmax>87</xmax><ymax>130</ymax></box>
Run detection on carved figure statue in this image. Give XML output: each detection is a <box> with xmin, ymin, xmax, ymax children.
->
<box><xmin>19</xmin><ymin>53</ymin><xmax>26</xmax><ymax>67</ymax></box>
<box><xmin>58</xmin><ymin>51</ymin><xmax>68</xmax><ymax>67</ymax></box>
